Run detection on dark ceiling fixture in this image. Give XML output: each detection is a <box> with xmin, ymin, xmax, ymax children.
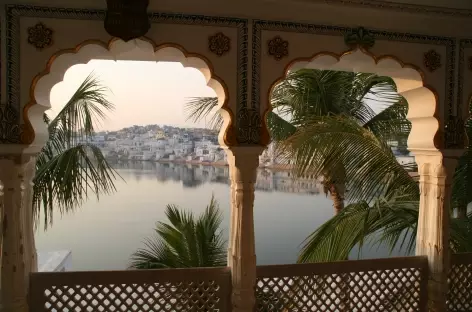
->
<box><xmin>104</xmin><ymin>0</ymin><xmax>151</xmax><ymax>42</ymax></box>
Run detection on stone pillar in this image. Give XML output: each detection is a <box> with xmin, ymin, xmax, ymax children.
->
<box><xmin>0</xmin><ymin>149</ymin><xmax>38</xmax><ymax>312</ymax></box>
<box><xmin>414</xmin><ymin>150</ymin><xmax>461</xmax><ymax>312</ymax></box>
<box><xmin>228</xmin><ymin>163</ymin><xmax>235</xmax><ymax>268</ymax></box>
<box><xmin>226</xmin><ymin>146</ymin><xmax>264</xmax><ymax>312</ymax></box>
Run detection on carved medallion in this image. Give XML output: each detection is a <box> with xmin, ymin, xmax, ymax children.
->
<box><xmin>0</xmin><ymin>104</ymin><xmax>20</xmax><ymax>143</ymax></box>
<box><xmin>209</xmin><ymin>32</ymin><xmax>230</xmax><ymax>56</ymax></box>
<box><xmin>27</xmin><ymin>22</ymin><xmax>53</xmax><ymax>51</ymax></box>
<box><xmin>268</xmin><ymin>36</ymin><xmax>288</xmax><ymax>61</ymax></box>
<box><xmin>424</xmin><ymin>50</ymin><xmax>441</xmax><ymax>72</ymax></box>
<box><xmin>445</xmin><ymin>115</ymin><xmax>465</xmax><ymax>149</ymax></box>
<box><xmin>344</xmin><ymin>27</ymin><xmax>375</xmax><ymax>50</ymax></box>
<box><xmin>104</xmin><ymin>0</ymin><xmax>150</xmax><ymax>42</ymax></box>
<box><xmin>237</xmin><ymin>107</ymin><xmax>261</xmax><ymax>144</ymax></box>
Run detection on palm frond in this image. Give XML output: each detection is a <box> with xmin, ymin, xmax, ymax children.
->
<box><xmin>129</xmin><ymin>237</ymin><xmax>179</xmax><ymax>269</ymax></box>
<box><xmin>34</xmin><ymin>73</ymin><xmax>118</xmax><ymax>227</ymax></box>
<box><xmin>271</xmin><ymin>70</ymin><xmax>399</xmax><ymax>126</ymax></box>
<box><xmin>363</xmin><ymin>97</ymin><xmax>410</xmax><ymax>142</ymax></box>
<box><xmin>130</xmin><ymin>196</ymin><xmax>226</xmax><ymax>269</ymax></box>
<box><xmin>196</xmin><ymin>196</ymin><xmax>226</xmax><ymax>267</ymax></box>
<box><xmin>298</xmin><ymin>193</ymin><xmax>472</xmax><ymax>263</ymax></box>
<box><xmin>452</xmin><ymin>99</ymin><xmax>472</xmax><ymax>214</ymax></box>
<box><xmin>279</xmin><ymin>115</ymin><xmax>417</xmax><ymax>203</ymax></box>
<box><xmin>265</xmin><ymin>111</ymin><xmax>296</xmax><ymax>142</ymax></box>
<box><xmin>271</xmin><ymin>70</ymin><xmax>356</xmax><ymax>124</ymax></box>
<box><xmin>34</xmin><ymin>144</ymin><xmax>118</xmax><ymax>226</ymax></box>
<box><xmin>185</xmin><ymin>97</ymin><xmax>223</xmax><ymax>130</ymax></box>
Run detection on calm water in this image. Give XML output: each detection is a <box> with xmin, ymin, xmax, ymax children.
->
<box><xmin>35</xmin><ymin>161</ymin><xmax>404</xmax><ymax>271</ymax></box>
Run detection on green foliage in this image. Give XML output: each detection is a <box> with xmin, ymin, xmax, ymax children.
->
<box><xmin>129</xmin><ymin>195</ymin><xmax>226</xmax><ymax>269</ymax></box>
<box><xmin>298</xmin><ymin>193</ymin><xmax>472</xmax><ymax>263</ymax></box>
<box><xmin>452</xmin><ymin>101</ymin><xmax>472</xmax><ymax>215</ymax></box>
<box><xmin>185</xmin><ymin>96</ymin><xmax>222</xmax><ymax>130</ymax></box>
<box><xmin>185</xmin><ymin>68</ymin><xmax>472</xmax><ymax>263</ymax></box>
<box><xmin>33</xmin><ymin>74</ymin><xmax>118</xmax><ymax>227</ymax></box>
<box><xmin>278</xmin><ymin>115</ymin><xmax>417</xmax><ymax>204</ymax></box>
<box><xmin>272</xmin><ymin>70</ymin><xmax>411</xmax><ymax>200</ymax></box>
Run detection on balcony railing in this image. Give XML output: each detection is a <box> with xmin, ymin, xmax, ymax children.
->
<box><xmin>448</xmin><ymin>252</ymin><xmax>472</xmax><ymax>312</ymax></box>
<box><xmin>256</xmin><ymin>256</ymin><xmax>429</xmax><ymax>312</ymax></box>
<box><xmin>29</xmin><ymin>254</ymin><xmax>472</xmax><ymax>312</ymax></box>
<box><xmin>29</xmin><ymin>267</ymin><xmax>231</xmax><ymax>312</ymax></box>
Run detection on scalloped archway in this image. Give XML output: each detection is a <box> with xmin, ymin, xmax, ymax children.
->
<box><xmin>24</xmin><ymin>38</ymin><xmax>235</xmax><ymax>147</ymax></box>
<box><xmin>263</xmin><ymin>48</ymin><xmax>439</xmax><ymax>153</ymax></box>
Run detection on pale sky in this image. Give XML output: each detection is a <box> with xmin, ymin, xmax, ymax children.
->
<box><xmin>49</xmin><ymin>60</ymin><xmax>217</xmax><ymax>131</ymax></box>
<box><xmin>49</xmin><ymin>60</ymin><xmax>391</xmax><ymax>132</ymax></box>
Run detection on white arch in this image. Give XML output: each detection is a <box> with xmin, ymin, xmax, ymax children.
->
<box><xmin>27</xmin><ymin>39</ymin><xmax>230</xmax><ymax>147</ymax></box>
<box><xmin>281</xmin><ymin>49</ymin><xmax>439</xmax><ymax>151</ymax></box>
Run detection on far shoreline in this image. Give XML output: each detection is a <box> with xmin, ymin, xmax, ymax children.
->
<box><xmin>107</xmin><ymin>157</ymin><xmax>292</xmax><ymax>171</ymax></box>
<box><xmin>107</xmin><ymin>158</ymin><xmax>419</xmax><ymax>177</ymax></box>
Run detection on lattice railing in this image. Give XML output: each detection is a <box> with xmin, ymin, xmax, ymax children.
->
<box><xmin>256</xmin><ymin>256</ymin><xmax>429</xmax><ymax>312</ymax></box>
<box><xmin>29</xmin><ymin>267</ymin><xmax>231</xmax><ymax>312</ymax></box>
<box><xmin>448</xmin><ymin>252</ymin><xmax>472</xmax><ymax>312</ymax></box>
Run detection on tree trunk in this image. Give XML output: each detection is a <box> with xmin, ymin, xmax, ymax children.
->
<box><xmin>328</xmin><ymin>183</ymin><xmax>345</xmax><ymax>215</ymax></box>
<box><xmin>324</xmin><ymin>180</ymin><xmax>348</xmax><ymax>309</ymax></box>
<box><xmin>457</xmin><ymin>204</ymin><xmax>468</xmax><ymax>219</ymax></box>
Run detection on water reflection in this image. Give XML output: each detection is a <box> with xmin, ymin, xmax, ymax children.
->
<box><xmin>111</xmin><ymin>160</ymin><xmax>324</xmax><ymax>194</ymax></box>
<box><xmin>36</xmin><ymin>161</ymin><xmax>407</xmax><ymax>271</ymax></box>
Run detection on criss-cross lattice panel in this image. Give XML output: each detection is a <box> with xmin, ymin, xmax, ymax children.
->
<box><xmin>29</xmin><ymin>267</ymin><xmax>231</xmax><ymax>312</ymax></box>
<box><xmin>256</xmin><ymin>257</ymin><xmax>429</xmax><ymax>312</ymax></box>
<box><xmin>448</xmin><ymin>253</ymin><xmax>472</xmax><ymax>312</ymax></box>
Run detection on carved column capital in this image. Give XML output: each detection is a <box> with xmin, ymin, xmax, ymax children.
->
<box><xmin>415</xmin><ymin>151</ymin><xmax>460</xmax><ymax>186</ymax></box>
<box><xmin>226</xmin><ymin>146</ymin><xmax>265</xmax><ymax>167</ymax></box>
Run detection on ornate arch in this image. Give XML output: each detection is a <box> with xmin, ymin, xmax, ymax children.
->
<box><xmin>23</xmin><ymin>37</ymin><xmax>236</xmax><ymax>147</ymax></box>
<box><xmin>263</xmin><ymin>48</ymin><xmax>441</xmax><ymax>152</ymax></box>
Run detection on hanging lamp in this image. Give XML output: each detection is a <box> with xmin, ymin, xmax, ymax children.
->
<box><xmin>104</xmin><ymin>0</ymin><xmax>151</xmax><ymax>42</ymax></box>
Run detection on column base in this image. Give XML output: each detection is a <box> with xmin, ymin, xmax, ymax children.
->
<box><xmin>232</xmin><ymin>289</ymin><xmax>257</xmax><ymax>312</ymax></box>
<box><xmin>0</xmin><ymin>301</ymin><xmax>29</xmax><ymax>312</ymax></box>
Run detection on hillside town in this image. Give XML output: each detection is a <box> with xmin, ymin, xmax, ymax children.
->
<box><xmin>85</xmin><ymin>124</ymin><xmax>292</xmax><ymax>167</ymax></box>
<box><xmin>86</xmin><ymin>124</ymin><xmax>416</xmax><ymax>169</ymax></box>
<box><xmin>89</xmin><ymin>124</ymin><xmax>228</xmax><ymax>164</ymax></box>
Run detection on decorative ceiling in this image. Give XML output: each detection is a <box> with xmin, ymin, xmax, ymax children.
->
<box><xmin>3</xmin><ymin>0</ymin><xmax>472</xmax><ymax>11</ymax></box>
<box><xmin>322</xmin><ymin>0</ymin><xmax>472</xmax><ymax>10</ymax></box>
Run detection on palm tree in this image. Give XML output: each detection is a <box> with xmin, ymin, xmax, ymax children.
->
<box><xmin>186</xmin><ymin>68</ymin><xmax>472</xmax><ymax>262</ymax></box>
<box><xmin>129</xmin><ymin>195</ymin><xmax>226</xmax><ymax>269</ymax></box>
<box><xmin>33</xmin><ymin>74</ymin><xmax>118</xmax><ymax>227</ymax></box>
<box><xmin>452</xmin><ymin>107</ymin><xmax>472</xmax><ymax>219</ymax></box>
<box><xmin>130</xmin><ymin>196</ymin><xmax>287</xmax><ymax>311</ymax></box>
<box><xmin>187</xmin><ymin>69</ymin><xmax>410</xmax><ymax>214</ymax></box>
<box><xmin>297</xmin><ymin>100</ymin><xmax>472</xmax><ymax>262</ymax></box>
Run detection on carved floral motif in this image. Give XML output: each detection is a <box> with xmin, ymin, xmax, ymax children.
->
<box><xmin>208</xmin><ymin>32</ymin><xmax>231</xmax><ymax>56</ymax></box>
<box><xmin>445</xmin><ymin>115</ymin><xmax>465</xmax><ymax>149</ymax></box>
<box><xmin>7</xmin><ymin>6</ymin><xmax>248</xmax><ymax>144</ymax></box>
<box><xmin>344</xmin><ymin>27</ymin><xmax>375</xmax><ymax>50</ymax></box>
<box><xmin>424</xmin><ymin>49</ymin><xmax>442</xmax><ymax>72</ymax></box>
<box><xmin>237</xmin><ymin>107</ymin><xmax>261</xmax><ymax>144</ymax></box>
<box><xmin>0</xmin><ymin>104</ymin><xmax>20</xmax><ymax>143</ymax></box>
<box><xmin>268</xmin><ymin>36</ymin><xmax>288</xmax><ymax>61</ymax></box>
<box><xmin>27</xmin><ymin>22</ymin><xmax>53</xmax><ymax>50</ymax></box>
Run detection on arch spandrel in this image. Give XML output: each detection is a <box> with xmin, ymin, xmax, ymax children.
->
<box><xmin>6</xmin><ymin>9</ymin><xmax>247</xmax><ymax>146</ymax></box>
<box><xmin>2</xmin><ymin>4</ymin><xmax>470</xmax><ymax>148</ymax></box>
<box><xmin>255</xmin><ymin>24</ymin><xmax>455</xmax><ymax>150</ymax></box>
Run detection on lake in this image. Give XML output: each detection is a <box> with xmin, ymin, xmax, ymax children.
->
<box><xmin>35</xmin><ymin>161</ymin><xmax>406</xmax><ymax>271</ymax></box>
